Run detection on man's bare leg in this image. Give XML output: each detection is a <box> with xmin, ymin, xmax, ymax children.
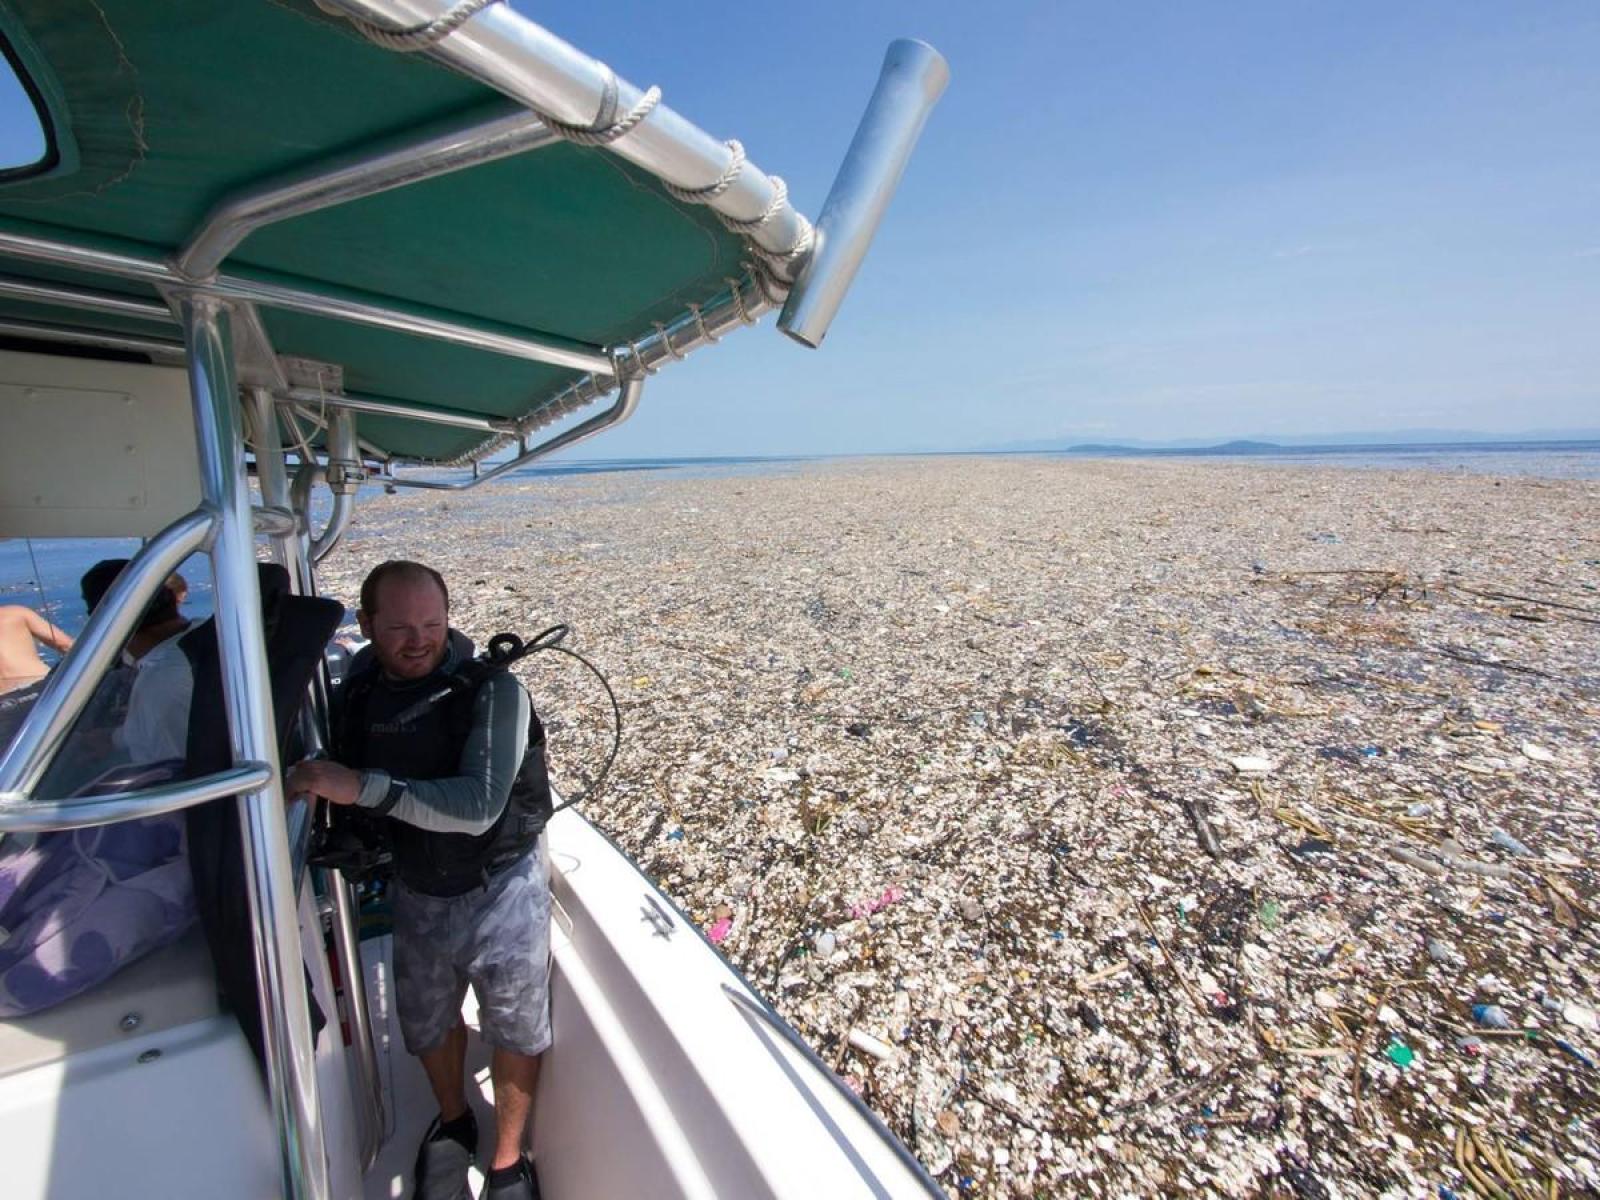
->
<box><xmin>488</xmin><ymin>1048</ymin><xmax>540</xmax><ymax>1170</ymax></box>
<box><xmin>419</xmin><ymin>1019</ymin><xmax>470</xmax><ymax>1122</ymax></box>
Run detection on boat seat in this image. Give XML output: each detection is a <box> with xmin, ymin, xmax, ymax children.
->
<box><xmin>0</xmin><ymin>923</ymin><xmax>219</xmax><ymax>1079</ymax></box>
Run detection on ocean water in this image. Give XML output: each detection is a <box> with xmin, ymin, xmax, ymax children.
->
<box><xmin>0</xmin><ymin>537</ymin><xmax>214</xmax><ymax>645</ymax></box>
<box><xmin>4</xmin><ymin>440</ymin><xmax>1594</xmax><ymax>641</ymax></box>
<box><xmin>1034</xmin><ymin>439</ymin><xmax>1600</xmax><ymax>479</ymax></box>
<box><xmin>499</xmin><ymin>442</ymin><xmax>1600</xmax><ymax>483</ymax></box>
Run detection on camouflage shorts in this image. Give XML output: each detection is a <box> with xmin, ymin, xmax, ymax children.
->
<box><xmin>391</xmin><ymin>843</ymin><xmax>552</xmax><ymax>1057</ymax></box>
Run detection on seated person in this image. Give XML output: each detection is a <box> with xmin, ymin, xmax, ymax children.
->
<box><xmin>0</xmin><ymin>567</ymin><xmax>198</xmax><ymax>1017</ymax></box>
<box><xmin>77</xmin><ymin>560</ymin><xmax>191</xmax><ymax>667</ymax></box>
<box><xmin>6</xmin><ymin>564</ymin><xmax>191</xmax><ymax>793</ymax></box>
<box><xmin>0</xmin><ymin>604</ymin><xmax>72</xmax><ymax>696</ymax></box>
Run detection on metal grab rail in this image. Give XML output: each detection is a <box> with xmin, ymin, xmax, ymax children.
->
<box><xmin>0</xmin><ymin>224</ymin><xmax>613</xmax><ymax>377</ymax></box>
<box><xmin>177</xmin><ymin>293</ymin><xmax>330</xmax><ymax>1200</ymax></box>
<box><xmin>383</xmin><ymin>374</ymin><xmax>644</xmax><ymax>491</ymax></box>
<box><xmin>0</xmin><ymin>317</ymin><xmax>186</xmax><ymax>362</ymax></box>
<box><xmin>177</xmin><ymin>102</ymin><xmax>558</xmax><ymax>280</ymax></box>
<box><xmin>282</xmin><ymin>386</ymin><xmax>517</xmax><ymax>433</ymax></box>
<box><xmin>0</xmin><ymin>273</ymin><xmax>177</xmax><ymax>323</ymax></box>
<box><xmin>0</xmin><ymin>506</ymin><xmax>217</xmax><ymax>798</ymax></box>
<box><xmin>0</xmin><ymin>763</ymin><xmax>274</xmax><ymax>833</ymax></box>
<box><xmin>324</xmin><ymin>868</ymin><xmax>387</xmax><ymax>1168</ymax></box>
<box><xmin>324</xmin><ymin>0</ymin><xmax>813</xmax><ymax>279</ymax></box>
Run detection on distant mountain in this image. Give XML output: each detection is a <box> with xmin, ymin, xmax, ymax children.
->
<box><xmin>999</xmin><ymin>427</ymin><xmax>1600</xmax><ymax>454</ymax></box>
<box><xmin>1060</xmin><ymin>438</ymin><xmax>1284</xmax><ymax>455</ymax></box>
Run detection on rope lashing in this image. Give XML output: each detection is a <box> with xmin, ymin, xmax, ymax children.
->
<box><xmin>652</xmin><ymin>322</ymin><xmax>688</xmax><ymax>362</ymax></box>
<box><xmin>335</xmin><ymin>3</ymin><xmax>814</xmax><ymax>277</ymax></box>
<box><xmin>687</xmin><ymin>302</ymin><xmax>718</xmax><ymax>344</ymax></box>
<box><xmin>625</xmin><ymin>337</ymin><xmax>656</xmax><ymax>376</ymax></box>
<box><xmin>662</xmin><ymin>140</ymin><xmax>745</xmax><ymax>204</ymax></box>
<box><xmin>542</xmin><ymin>83</ymin><xmax>662</xmax><ymax>148</ymax></box>
<box><xmin>668</xmin><ymin>154</ymin><xmax>815</xmax><ymax>272</ymax></box>
<box><xmin>718</xmin><ymin>172</ymin><xmax>786</xmax><ymax>234</ymax></box>
<box><xmin>724</xmin><ymin>277</ymin><xmax>758</xmax><ymax>326</ymax></box>
<box><xmin>744</xmin><ymin>257</ymin><xmax>790</xmax><ymax>306</ymax></box>
<box><xmin>337</xmin><ymin>0</ymin><xmax>502</xmax><ymax>52</ymax></box>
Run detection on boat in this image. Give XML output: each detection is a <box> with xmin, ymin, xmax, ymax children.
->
<box><xmin>0</xmin><ymin>2</ymin><xmax>947</xmax><ymax>1196</ymax></box>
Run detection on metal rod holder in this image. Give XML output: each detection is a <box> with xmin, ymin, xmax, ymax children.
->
<box><xmin>778</xmin><ymin>40</ymin><xmax>949</xmax><ymax>348</ymax></box>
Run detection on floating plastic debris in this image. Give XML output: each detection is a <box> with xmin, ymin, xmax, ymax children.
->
<box><xmin>847</xmin><ymin>1028</ymin><xmax>895</xmax><ymax>1062</ymax></box>
<box><xmin>1561</xmin><ymin>1002</ymin><xmax>1599</xmax><ymax>1033</ymax></box>
<box><xmin>1489</xmin><ymin>828</ymin><xmax>1534</xmax><ymax>857</ymax></box>
<box><xmin>1230</xmin><ymin>755</ymin><xmax>1276</xmax><ymax>774</ymax></box>
<box><xmin>1552</xmin><ymin>1038</ymin><xmax>1596</xmax><ymax>1068</ymax></box>
<box><xmin>1385</xmin><ymin>1039</ymin><xmax>1415</xmax><ymax>1067</ymax></box>
<box><xmin>849</xmin><ymin>885</ymin><xmax>905</xmax><ymax>920</ymax></box>
<box><xmin>1471</xmin><ymin>1004</ymin><xmax>1513</xmax><ymax>1030</ymax></box>
<box><xmin>1388</xmin><ymin>844</ymin><xmax>1447</xmax><ymax>876</ymax></box>
<box><xmin>313</xmin><ymin>455</ymin><xmax>1600</xmax><ymax>1197</ymax></box>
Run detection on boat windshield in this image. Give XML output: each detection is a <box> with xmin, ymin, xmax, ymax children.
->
<box><xmin>0</xmin><ymin>38</ymin><xmax>48</xmax><ymax>176</ymax></box>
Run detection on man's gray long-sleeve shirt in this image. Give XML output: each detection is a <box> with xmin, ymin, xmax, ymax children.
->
<box><xmin>348</xmin><ymin>649</ymin><xmax>531</xmax><ymax>836</ymax></box>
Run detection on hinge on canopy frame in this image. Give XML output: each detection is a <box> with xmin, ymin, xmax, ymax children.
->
<box><xmin>279</xmin><ymin>356</ymin><xmax>345</xmax><ymax>396</ymax></box>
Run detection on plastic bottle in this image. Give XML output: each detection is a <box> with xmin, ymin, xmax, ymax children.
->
<box><xmin>1490</xmin><ymin>828</ymin><xmax>1534</xmax><ymax>857</ymax></box>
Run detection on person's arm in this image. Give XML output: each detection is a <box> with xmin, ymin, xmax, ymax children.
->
<box><xmin>292</xmin><ymin>673</ymin><xmax>530</xmax><ymax>835</ymax></box>
<box><xmin>23</xmin><ymin>608</ymin><xmax>73</xmax><ymax>654</ymax></box>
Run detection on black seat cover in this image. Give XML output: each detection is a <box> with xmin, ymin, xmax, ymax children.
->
<box><xmin>180</xmin><ymin>563</ymin><xmax>342</xmax><ymax>1072</ymax></box>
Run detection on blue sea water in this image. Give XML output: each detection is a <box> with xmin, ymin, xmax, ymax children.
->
<box><xmin>5</xmin><ymin>440</ymin><xmax>1595</xmax><ymax>643</ymax></box>
<box><xmin>1041</xmin><ymin>439</ymin><xmax>1600</xmax><ymax>479</ymax></box>
<box><xmin>499</xmin><ymin>441</ymin><xmax>1600</xmax><ymax>482</ymax></box>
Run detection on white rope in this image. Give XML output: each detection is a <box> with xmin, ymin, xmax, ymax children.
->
<box><xmin>542</xmin><ymin>84</ymin><xmax>661</xmax><ymax>147</ymax></box>
<box><xmin>652</xmin><ymin>322</ymin><xmax>687</xmax><ymax>362</ymax></box>
<box><xmin>339</xmin><ymin>0</ymin><xmax>502</xmax><ymax>52</ymax></box>
<box><xmin>687</xmin><ymin>302</ymin><xmax>718</xmax><ymax>344</ymax></box>
<box><xmin>717</xmin><ymin>173</ymin><xmax>785</xmax><ymax>234</ymax></box>
<box><xmin>335</xmin><ymin>4</ymin><xmax>814</xmax><ymax>280</ymax></box>
<box><xmin>662</xmin><ymin>140</ymin><xmax>745</xmax><ymax>204</ymax></box>
<box><xmin>724</xmin><ymin>276</ymin><xmax>757</xmax><ymax>325</ymax></box>
<box><xmin>626</xmin><ymin>337</ymin><xmax>655</xmax><ymax>375</ymax></box>
<box><xmin>744</xmin><ymin>256</ymin><xmax>790</xmax><ymax>306</ymax></box>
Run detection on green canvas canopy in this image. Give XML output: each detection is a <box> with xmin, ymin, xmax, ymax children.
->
<box><xmin>0</xmin><ymin>0</ymin><xmax>783</xmax><ymax>464</ymax></box>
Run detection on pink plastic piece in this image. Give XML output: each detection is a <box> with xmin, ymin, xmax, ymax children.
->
<box><xmin>849</xmin><ymin>885</ymin><xmax>907</xmax><ymax>920</ymax></box>
<box><xmin>707</xmin><ymin>917</ymin><xmax>733</xmax><ymax>944</ymax></box>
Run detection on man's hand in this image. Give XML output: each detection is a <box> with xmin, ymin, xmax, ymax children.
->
<box><xmin>286</xmin><ymin>758</ymin><xmax>362</xmax><ymax>807</ymax></box>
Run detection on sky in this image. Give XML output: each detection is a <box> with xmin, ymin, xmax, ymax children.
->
<box><xmin>4</xmin><ymin>2</ymin><xmax>1600</xmax><ymax>456</ymax></box>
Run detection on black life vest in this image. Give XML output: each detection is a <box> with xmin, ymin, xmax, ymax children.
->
<box><xmin>334</xmin><ymin>642</ymin><xmax>551</xmax><ymax>898</ymax></box>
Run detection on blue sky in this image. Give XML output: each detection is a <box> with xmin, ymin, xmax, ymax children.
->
<box><xmin>5</xmin><ymin>3</ymin><xmax>1599</xmax><ymax>455</ymax></box>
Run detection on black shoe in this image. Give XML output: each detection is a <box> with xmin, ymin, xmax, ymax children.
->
<box><xmin>483</xmin><ymin>1156</ymin><xmax>541</xmax><ymax>1200</ymax></box>
<box><xmin>413</xmin><ymin>1112</ymin><xmax>478</xmax><ymax>1200</ymax></box>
